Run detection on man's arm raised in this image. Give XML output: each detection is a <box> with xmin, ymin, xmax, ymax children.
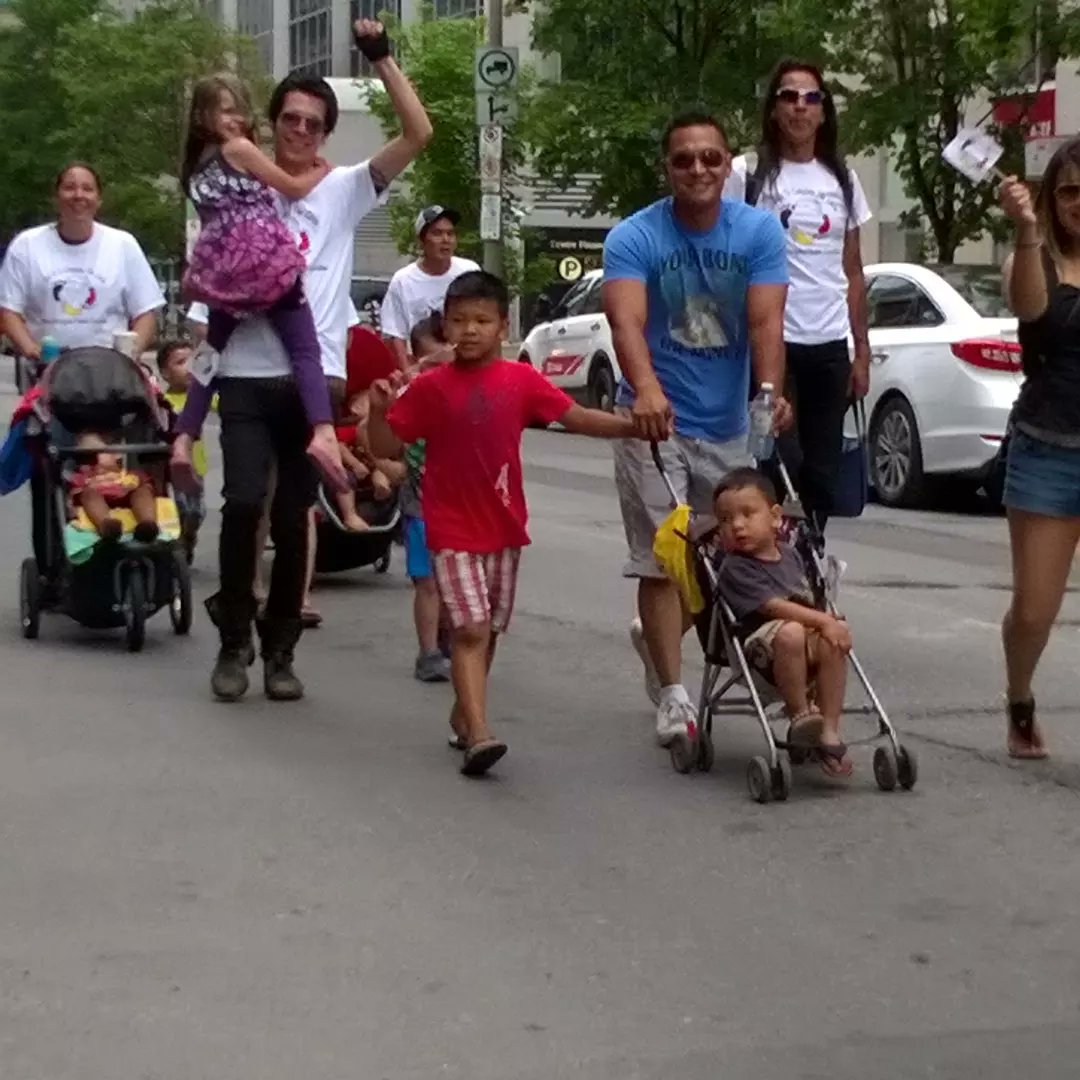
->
<box><xmin>354</xmin><ymin>20</ymin><xmax>433</xmax><ymax>191</ymax></box>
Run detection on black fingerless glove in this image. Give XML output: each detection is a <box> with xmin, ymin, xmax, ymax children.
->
<box><xmin>354</xmin><ymin>26</ymin><xmax>391</xmax><ymax>63</ymax></box>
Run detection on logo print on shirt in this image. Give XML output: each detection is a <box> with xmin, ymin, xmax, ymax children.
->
<box><xmin>52</xmin><ymin>280</ymin><xmax>97</xmax><ymax>316</ymax></box>
<box><xmin>298</xmin><ymin>231</ymin><xmax>311</xmax><ymax>254</ymax></box>
<box><xmin>780</xmin><ymin>203</ymin><xmax>831</xmax><ymax>246</ymax></box>
<box><xmin>669</xmin><ymin>295</ymin><xmax>729</xmax><ymax>349</ymax></box>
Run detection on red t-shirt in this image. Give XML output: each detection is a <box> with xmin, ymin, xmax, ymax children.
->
<box><xmin>386</xmin><ymin>359</ymin><xmax>573</xmax><ymax>553</ymax></box>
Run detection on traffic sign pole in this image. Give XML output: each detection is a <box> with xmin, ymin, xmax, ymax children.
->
<box><xmin>478</xmin><ymin>9</ymin><xmax>510</xmax><ymax>280</ymax></box>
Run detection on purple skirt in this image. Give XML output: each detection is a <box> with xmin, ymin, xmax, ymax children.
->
<box><xmin>184</xmin><ymin>215</ymin><xmax>306</xmax><ymax>315</ymax></box>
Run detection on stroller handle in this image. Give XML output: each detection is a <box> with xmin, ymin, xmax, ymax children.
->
<box><xmin>649</xmin><ymin>441</ymin><xmax>681</xmax><ymax>509</ymax></box>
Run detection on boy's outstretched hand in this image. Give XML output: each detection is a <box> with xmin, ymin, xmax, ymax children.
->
<box><xmin>369</xmin><ymin>370</ymin><xmax>408</xmax><ymax>412</ymax></box>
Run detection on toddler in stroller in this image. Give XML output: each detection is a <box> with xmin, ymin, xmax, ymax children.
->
<box><xmin>69</xmin><ymin>432</ymin><xmax>159</xmax><ymax>543</ymax></box>
<box><xmin>713</xmin><ymin>468</ymin><xmax>852</xmax><ymax>778</ymax></box>
<box><xmin>18</xmin><ymin>346</ymin><xmax>192</xmax><ymax>651</ymax></box>
<box><xmin>650</xmin><ymin>447</ymin><xmax>917</xmax><ymax>802</ymax></box>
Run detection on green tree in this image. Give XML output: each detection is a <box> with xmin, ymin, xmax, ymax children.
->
<box><xmin>363</xmin><ymin>6</ymin><xmax>553</xmax><ymax>296</ymax></box>
<box><xmin>0</xmin><ymin>0</ymin><xmax>263</xmax><ymax>257</ymax></box>
<box><xmin>514</xmin><ymin>0</ymin><xmax>837</xmax><ymax>218</ymax></box>
<box><xmin>830</xmin><ymin>0</ymin><xmax>1080</xmax><ymax>261</ymax></box>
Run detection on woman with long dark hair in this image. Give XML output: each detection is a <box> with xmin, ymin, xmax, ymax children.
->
<box><xmin>725</xmin><ymin>59</ymin><xmax>872</xmax><ymax>532</ymax></box>
<box><xmin>998</xmin><ymin>138</ymin><xmax>1080</xmax><ymax>759</ymax></box>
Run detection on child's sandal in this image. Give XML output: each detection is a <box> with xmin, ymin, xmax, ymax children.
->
<box><xmin>786</xmin><ymin>707</ymin><xmax>825</xmax><ymax>747</ymax></box>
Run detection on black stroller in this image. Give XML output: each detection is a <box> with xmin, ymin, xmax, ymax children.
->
<box><xmin>651</xmin><ymin>446</ymin><xmax>918</xmax><ymax>803</ymax></box>
<box><xmin>19</xmin><ymin>346</ymin><xmax>193</xmax><ymax>651</ymax></box>
<box><xmin>313</xmin><ymin>482</ymin><xmax>401</xmax><ymax>575</ymax></box>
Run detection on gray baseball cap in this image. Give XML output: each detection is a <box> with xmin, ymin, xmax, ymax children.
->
<box><xmin>415</xmin><ymin>205</ymin><xmax>461</xmax><ymax>238</ymax></box>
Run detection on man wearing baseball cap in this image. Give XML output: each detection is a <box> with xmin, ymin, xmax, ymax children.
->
<box><xmin>380</xmin><ymin>205</ymin><xmax>480</xmax><ymax>369</ymax></box>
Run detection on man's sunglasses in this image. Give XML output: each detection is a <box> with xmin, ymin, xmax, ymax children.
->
<box><xmin>669</xmin><ymin>149</ymin><xmax>728</xmax><ymax>171</ymax></box>
<box><xmin>775</xmin><ymin>88</ymin><xmax>824</xmax><ymax>106</ymax></box>
<box><xmin>279</xmin><ymin>111</ymin><xmax>325</xmax><ymax>135</ymax></box>
<box><xmin>1054</xmin><ymin>182</ymin><xmax>1080</xmax><ymax>204</ymax></box>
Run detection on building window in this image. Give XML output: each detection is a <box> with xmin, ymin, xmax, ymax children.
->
<box><xmin>237</xmin><ymin>0</ymin><xmax>274</xmax><ymax>74</ymax></box>
<box><xmin>350</xmin><ymin>0</ymin><xmax>402</xmax><ymax>77</ymax></box>
<box><xmin>289</xmin><ymin>0</ymin><xmax>333</xmax><ymax>77</ymax></box>
<box><xmin>434</xmin><ymin>0</ymin><xmax>482</xmax><ymax>17</ymax></box>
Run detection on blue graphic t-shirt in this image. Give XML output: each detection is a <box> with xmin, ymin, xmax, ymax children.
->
<box><xmin>604</xmin><ymin>197</ymin><xmax>788</xmax><ymax>442</ymax></box>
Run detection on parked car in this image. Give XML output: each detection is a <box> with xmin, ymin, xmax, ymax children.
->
<box><xmin>350</xmin><ymin>275</ymin><xmax>391</xmax><ymax>333</ymax></box>
<box><xmin>519</xmin><ymin>270</ymin><xmax>620</xmax><ymax>411</ymax></box>
<box><xmin>861</xmin><ymin>263</ymin><xmax>1019</xmax><ymax>507</ymax></box>
<box><xmin>520</xmin><ymin>262</ymin><xmax>1021</xmax><ymax>510</ymax></box>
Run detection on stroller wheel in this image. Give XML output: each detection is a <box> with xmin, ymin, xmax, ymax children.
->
<box><xmin>771</xmin><ymin>757</ymin><xmax>792</xmax><ymax>802</ymax></box>
<box><xmin>123</xmin><ymin>569</ymin><xmax>147</xmax><ymax>653</ymax></box>
<box><xmin>696</xmin><ymin>731</ymin><xmax>715</xmax><ymax>773</ymax></box>
<box><xmin>746</xmin><ymin>756</ymin><xmax>773</xmax><ymax>804</ymax></box>
<box><xmin>669</xmin><ymin>734</ymin><xmax>695</xmax><ymax>775</ymax></box>
<box><xmin>897</xmin><ymin>744</ymin><xmax>918</xmax><ymax>791</ymax></box>
<box><xmin>169</xmin><ymin>550</ymin><xmax>193</xmax><ymax>636</ymax></box>
<box><xmin>873</xmin><ymin>745</ymin><xmax>899</xmax><ymax>792</ymax></box>
<box><xmin>19</xmin><ymin>557</ymin><xmax>40</xmax><ymax>640</ymax></box>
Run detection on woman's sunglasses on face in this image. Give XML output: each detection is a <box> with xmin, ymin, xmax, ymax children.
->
<box><xmin>669</xmin><ymin>148</ymin><xmax>728</xmax><ymax>171</ymax></box>
<box><xmin>280</xmin><ymin>111</ymin><xmax>325</xmax><ymax>136</ymax></box>
<box><xmin>775</xmin><ymin>87</ymin><xmax>824</xmax><ymax>106</ymax></box>
<box><xmin>1054</xmin><ymin>182</ymin><xmax>1080</xmax><ymax>205</ymax></box>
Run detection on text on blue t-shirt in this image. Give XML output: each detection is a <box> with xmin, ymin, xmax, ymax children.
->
<box><xmin>603</xmin><ymin>197</ymin><xmax>788</xmax><ymax>442</ymax></box>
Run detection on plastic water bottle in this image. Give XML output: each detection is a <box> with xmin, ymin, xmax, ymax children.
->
<box><xmin>747</xmin><ymin>382</ymin><xmax>775</xmax><ymax>462</ymax></box>
<box><xmin>40</xmin><ymin>337</ymin><xmax>60</xmax><ymax>365</ymax></box>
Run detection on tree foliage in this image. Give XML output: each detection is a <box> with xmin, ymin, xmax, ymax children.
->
<box><xmin>363</xmin><ymin>6</ymin><xmax>553</xmax><ymax>296</ymax></box>
<box><xmin>831</xmin><ymin>0</ymin><xmax>1080</xmax><ymax>261</ymax></box>
<box><xmin>0</xmin><ymin>0</ymin><xmax>264</xmax><ymax>257</ymax></box>
<box><xmin>513</xmin><ymin>0</ymin><xmax>837</xmax><ymax>218</ymax></box>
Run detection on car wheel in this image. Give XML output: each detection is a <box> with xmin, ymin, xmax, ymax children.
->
<box><xmin>870</xmin><ymin>397</ymin><xmax>926</xmax><ymax>508</ymax></box>
<box><xmin>587</xmin><ymin>356</ymin><xmax>617</xmax><ymax>413</ymax></box>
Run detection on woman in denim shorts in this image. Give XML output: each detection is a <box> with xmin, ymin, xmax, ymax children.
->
<box><xmin>999</xmin><ymin>137</ymin><xmax>1080</xmax><ymax>760</ymax></box>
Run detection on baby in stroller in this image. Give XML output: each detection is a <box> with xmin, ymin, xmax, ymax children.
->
<box><xmin>334</xmin><ymin>390</ymin><xmax>405</xmax><ymax>532</ymax></box>
<box><xmin>69</xmin><ymin>432</ymin><xmax>159</xmax><ymax>543</ymax></box>
<box><xmin>713</xmin><ymin>467</ymin><xmax>853</xmax><ymax>778</ymax></box>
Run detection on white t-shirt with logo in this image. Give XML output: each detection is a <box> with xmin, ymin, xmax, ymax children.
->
<box><xmin>725</xmin><ymin>157</ymin><xmax>871</xmax><ymax>345</ymax></box>
<box><xmin>189</xmin><ymin>162</ymin><xmax>385</xmax><ymax>380</ymax></box>
<box><xmin>379</xmin><ymin>256</ymin><xmax>482</xmax><ymax>340</ymax></box>
<box><xmin>0</xmin><ymin>223</ymin><xmax>165</xmax><ymax>350</ymax></box>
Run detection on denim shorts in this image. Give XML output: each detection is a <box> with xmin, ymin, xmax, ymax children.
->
<box><xmin>1004</xmin><ymin>430</ymin><xmax>1080</xmax><ymax>518</ymax></box>
<box><xmin>403</xmin><ymin>515</ymin><xmax>433</xmax><ymax>580</ymax></box>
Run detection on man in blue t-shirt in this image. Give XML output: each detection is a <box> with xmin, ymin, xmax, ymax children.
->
<box><xmin>603</xmin><ymin>110</ymin><xmax>791</xmax><ymax>747</ymax></box>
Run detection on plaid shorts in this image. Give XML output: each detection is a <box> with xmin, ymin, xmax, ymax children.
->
<box><xmin>433</xmin><ymin>548</ymin><xmax>522</xmax><ymax>633</ymax></box>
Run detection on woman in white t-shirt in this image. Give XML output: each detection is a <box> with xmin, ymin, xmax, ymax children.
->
<box><xmin>724</xmin><ymin>60</ymin><xmax>872</xmax><ymax>532</ymax></box>
<box><xmin>0</xmin><ymin>162</ymin><xmax>165</xmax><ymax>361</ymax></box>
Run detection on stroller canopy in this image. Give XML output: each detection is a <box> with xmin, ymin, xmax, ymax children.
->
<box><xmin>44</xmin><ymin>347</ymin><xmax>159</xmax><ymax>433</ymax></box>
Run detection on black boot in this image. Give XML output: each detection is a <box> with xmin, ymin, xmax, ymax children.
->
<box><xmin>206</xmin><ymin>592</ymin><xmax>256</xmax><ymax>702</ymax></box>
<box><xmin>258</xmin><ymin>616</ymin><xmax>305</xmax><ymax>701</ymax></box>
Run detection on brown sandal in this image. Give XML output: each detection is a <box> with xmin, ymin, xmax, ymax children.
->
<box><xmin>1007</xmin><ymin>699</ymin><xmax>1048</xmax><ymax>760</ymax></box>
<box><xmin>787</xmin><ymin>708</ymin><xmax>825</xmax><ymax>747</ymax></box>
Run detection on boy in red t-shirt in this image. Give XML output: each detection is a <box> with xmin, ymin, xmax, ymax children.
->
<box><xmin>369</xmin><ymin>271</ymin><xmax>646</xmax><ymax>777</ymax></box>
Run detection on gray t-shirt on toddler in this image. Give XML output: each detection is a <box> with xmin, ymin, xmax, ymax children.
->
<box><xmin>716</xmin><ymin>544</ymin><xmax>815</xmax><ymax>636</ymax></box>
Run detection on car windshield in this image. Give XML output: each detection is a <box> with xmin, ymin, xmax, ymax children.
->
<box><xmin>931</xmin><ymin>265</ymin><xmax>1012</xmax><ymax>319</ymax></box>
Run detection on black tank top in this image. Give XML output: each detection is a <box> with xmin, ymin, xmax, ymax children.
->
<box><xmin>1014</xmin><ymin>254</ymin><xmax>1080</xmax><ymax>444</ymax></box>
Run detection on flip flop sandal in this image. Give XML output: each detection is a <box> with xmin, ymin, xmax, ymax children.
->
<box><xmin>448</xmin><ymin>732</ymin><xmax>468</xmax><ymax>751</ymax></box>
<box><xmin>301</xmin><ymin>607</ymin><xmax>323</xmax><ymax>629</ymax></box>
<box><xmin>1007</xmin><ymin>699</ymin><xmax>1048</xmax><ymax>759</ymax></box>
<box><xmin>460</xmin><ymin>739</ymin><xmax>508</xmax><ymax>777</ymax></box>
<box><xmin>815</xmin><ymin>742</ymin><xmax>853</xmax><ymax>778</ymax></box>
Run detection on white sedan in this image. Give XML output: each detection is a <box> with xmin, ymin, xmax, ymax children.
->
<box><xmin>519</xmin><ymin>270</ymin><xmax>621</xmax><ymax>412</ymax></box>
<box><xmin>521</xmin><ymin>262</ymin><xmax>1020</xmax><ymax>509</ymax></box>
<box><xmin>861</xmin><ymin>263</ymin><xmax>1018</xmax><ymax>507</ymax></box>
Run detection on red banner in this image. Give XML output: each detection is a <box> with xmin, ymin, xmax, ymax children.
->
<box><xmin>993</xmin><ymin>86</ymin><xmax>1056</xmax><ymax>140</ymax></box>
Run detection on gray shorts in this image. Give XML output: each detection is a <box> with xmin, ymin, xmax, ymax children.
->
<box><xmin>614</xmin><ymin>417</ymin><xmax>750</xmax><ymax>578</ymax></box>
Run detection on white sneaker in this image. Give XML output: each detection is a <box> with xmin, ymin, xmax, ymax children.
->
<box><xmin>655</xmin><ymin>696</ymin><xmax>696</xmax><ymax>747</ymax></box>
<box><xmin>630</xmin><ymin>618</ymin><xmax>662</xmax><ymax>707</ymax></box>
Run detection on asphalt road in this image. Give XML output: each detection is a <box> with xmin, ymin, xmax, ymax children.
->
<box><xmin>2</xmin><ymin>411</ymin><xmax>1080</xmax><ymax>1080</ymax></box>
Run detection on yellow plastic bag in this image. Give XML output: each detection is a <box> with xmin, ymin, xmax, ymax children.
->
<box><xmin>652</xmin><ymin>504</ymin><xmax>705</xmax><ymax>615</ymax></box>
